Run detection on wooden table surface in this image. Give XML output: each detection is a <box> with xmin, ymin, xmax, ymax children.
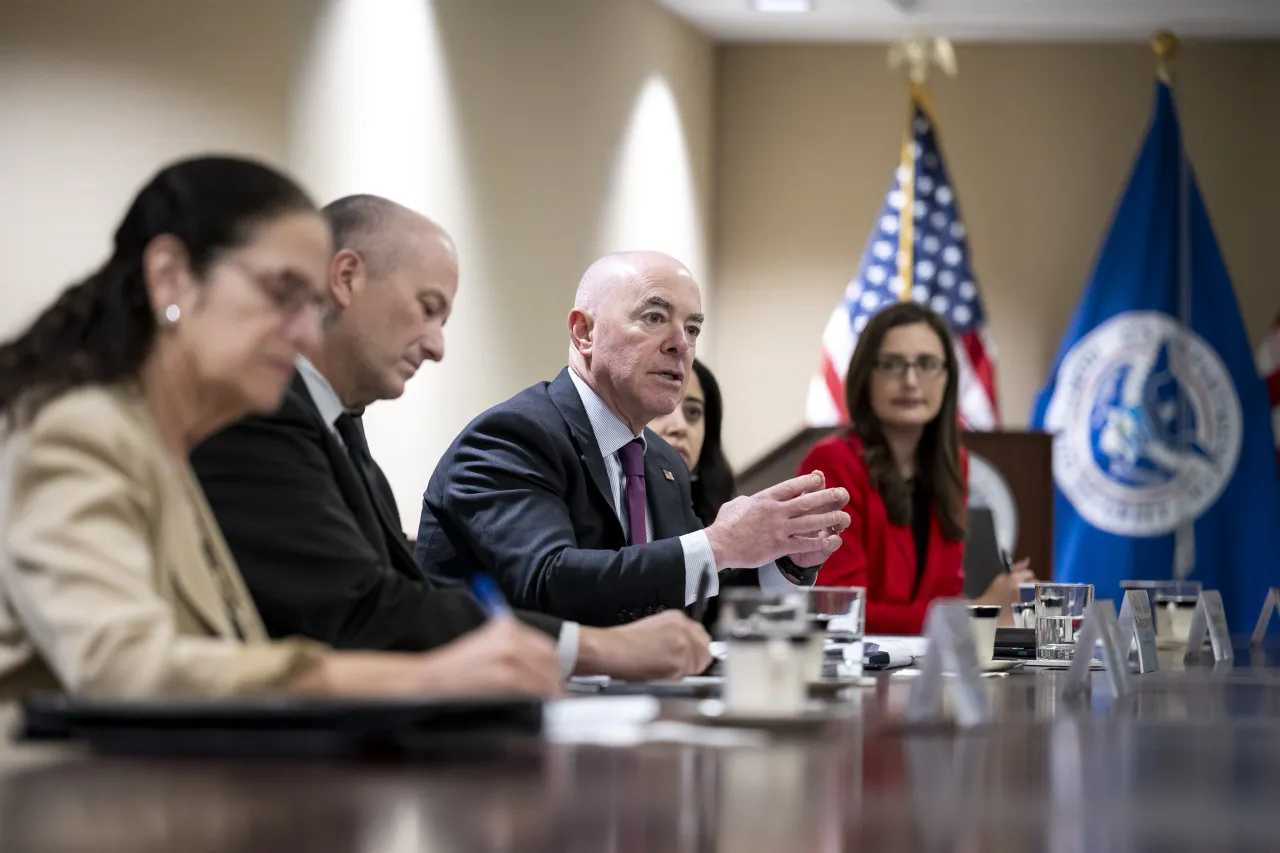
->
<box><xmin>4</xmin><ymin>646</ymin><xmax>1280</xmax><ymax>853</ymax></box>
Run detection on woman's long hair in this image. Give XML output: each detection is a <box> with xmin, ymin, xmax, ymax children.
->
<box><xmin>0</xmin><ymin>155</ymin><xmax>316</xmax><ymax>430</ymax></box>
<box><xmin>689</xmin><ymin>359</ymin><xmax>735</xmax><ymax>526</ymax></box>
<box><xmin>842</xmin><ymin>302</ymin><xmax>965</xmax><ymax>541</ymax></box>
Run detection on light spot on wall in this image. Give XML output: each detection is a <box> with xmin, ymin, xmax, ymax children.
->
<box><xmin>597</xmin><ymin>74</ymin><xmax>709</xmax><ymax>324</ymax></box>
<box><xmin>290</xmin><ymin>0</ymin><xmax>493</xmax><ymax>533</ymax></box>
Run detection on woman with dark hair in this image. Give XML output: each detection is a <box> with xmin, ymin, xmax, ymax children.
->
<box><xmin>797</xmin><ymin>302</ymin><xmax>1031</xmax><ymax>634</ymax></box>
<box><xmin>649</xmin><ymin>359</ymin><xmax>735</xmax><ymax>526</ymax></box>
<box><xmin>0</xmin><ymin>155</ymin><xmax>561</xmax><ymax>700</ymax></box>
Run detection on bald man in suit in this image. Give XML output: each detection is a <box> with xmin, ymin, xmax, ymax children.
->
<box><xmin>415</xmin><ymin>250</ymin><xmax>851</xmax><ymax>627</ymax></box>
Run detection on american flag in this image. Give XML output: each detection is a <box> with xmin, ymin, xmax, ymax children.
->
<box><xmin>1259</xmin><ymin>310</ymin><xmax>1280</xmax><ymax>468</ymax></box>
<box><xmin>805</xmin><ymin>90</ymin><xmax>999</xmax><ymax>429</ymax></box>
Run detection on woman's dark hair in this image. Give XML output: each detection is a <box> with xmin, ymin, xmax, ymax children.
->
<box><xmin>689</xmin><ymin>359</ymin><xmax>735</xmax><ymax>526</ymax></box>
<box><xmin>0</xmin><ymin>155</ymin><xmax>316</xmax><ymax>430</ymax></box>
<box><xmin>843</xmin><ymin>301</ymin><xmax>965</xmax><ymax>541</ymax></box>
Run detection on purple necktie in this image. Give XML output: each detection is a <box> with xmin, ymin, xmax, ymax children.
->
<box><xmin>618</xmin><ymin>438</ymin><xmax>649</xmax><ymax>546</ymax></box>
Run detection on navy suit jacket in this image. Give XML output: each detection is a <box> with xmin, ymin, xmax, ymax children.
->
<box><xmin>415</xmin><ymin>368</ymin><xmax>756</xmax><ymax>627</ymax></box>
<box><xmin>191</xmin><ymin>374</ymin><xmax>562</xmax><ymax>651</ymax></box>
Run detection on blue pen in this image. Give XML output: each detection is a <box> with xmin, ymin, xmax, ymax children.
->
<box><xmin>470</xmin><ymin>574</ymin><xmax>514</xmax><ymax>620</ymax></box>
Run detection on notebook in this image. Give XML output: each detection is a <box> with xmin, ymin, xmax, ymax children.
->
<box><xmin>16</xmin><ymin>692</ymin><xmax>543</xmax><ymax>758</ymax></box>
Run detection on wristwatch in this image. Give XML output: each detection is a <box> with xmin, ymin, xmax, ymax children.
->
<box><xmin>776</xmin><ymin>555</ymin><xmax>819</xmax><ymax>586</ymax></box>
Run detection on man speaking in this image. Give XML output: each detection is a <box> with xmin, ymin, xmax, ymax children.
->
<box><xmin>416</xmin><ymin>250</ymin><xmax>850</xmax><ymax>627</ymax></box>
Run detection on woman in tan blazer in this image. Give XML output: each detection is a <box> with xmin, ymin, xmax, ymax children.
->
<box><xmin>0</xmin><ymin>156</ymin><xmax>562</xmax><ymax>701</ymax></box>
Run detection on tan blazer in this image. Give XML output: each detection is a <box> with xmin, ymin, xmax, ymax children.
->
<box><xmin>0</xmin><ymin>384</ymin><xmax>325</xmax><ymax>701</ymax></box>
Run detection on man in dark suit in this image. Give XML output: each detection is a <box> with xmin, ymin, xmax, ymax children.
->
<box><xmin>193</xmin><ymin>196</ymin><xmax>710</xmax><ymax>681</ymax></box>
<box><xmin>415</xmin><ymin>250</ymin><xmax>851</xmax><ymax>627</ymax></box>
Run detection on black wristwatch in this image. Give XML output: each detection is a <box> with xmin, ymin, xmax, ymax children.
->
<box><xmin>777</xmin><ymin>556</ymin><xmax>819</xmax><ymax>586</ymax></box>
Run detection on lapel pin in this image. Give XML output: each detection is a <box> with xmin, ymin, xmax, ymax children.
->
<box><xmin>663</xmin><ymin>469</ymin><xmax>675</xmax><ymax>481</ymax></box>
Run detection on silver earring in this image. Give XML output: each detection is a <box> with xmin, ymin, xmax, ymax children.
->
<box><xmin>162</xmin><ymin>304</ymin><xmax>181</xmax><ymax>326</ymax></box>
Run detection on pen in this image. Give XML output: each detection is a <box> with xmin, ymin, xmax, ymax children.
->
<box><xmin>1000</xmin><ymin>548</ymin><xmax>1014</xmax><ymax>574</ymax></box>
<box><xmin>470</xmin><ymin>574</ymin><xmax>513</xmax><ymax>620</ymax></box>
<box><xmin>691</xmin><ymin>566</ymin><xmax>712</xmax><ymax>623</ymax></box>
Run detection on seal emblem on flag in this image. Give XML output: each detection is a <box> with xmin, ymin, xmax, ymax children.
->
<box><xmin>1044</xmin><ymin>311</ymin><xmax>1242</xmax><ymax>537</ymax></box>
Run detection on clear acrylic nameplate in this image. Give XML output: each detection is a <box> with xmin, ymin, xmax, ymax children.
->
<box><xmin>1061</xmin><ymin>600</ymin><xmax>1132</xmax><ymax>699</ymax></box>
<box><xmin>906</xmin><ymin>601</ymin><xmax>990</xmax><ymax>728</ymax></box>
<box><xmin>1183</xmin><ymin>589</ymin><xmax>1233</xmax><ymax>664</ymax></box>
<box><xmin>1250</xmin><ymin>588</ymin><xmax>1280</xmax><ymax>647</ymax></box>
<box><xmin>1117</xmin><ymin>589</ymin><xmax>1159</xmax><ymax>674</ymax></box>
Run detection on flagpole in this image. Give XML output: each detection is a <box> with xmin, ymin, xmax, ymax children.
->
<box><xmin>896</xmin><ymin>92</ymin><xmax>917</xmax><ymax>303</ymax></box>
<box><xmin>887</xmin><ymin>38</ymin><xmax>957</xmax><ymax>303</ymax></box>
<box><xmin>1155</xmin><ymin>30</ymin><xmax>1197</xmax><ymax>581</ymax></box>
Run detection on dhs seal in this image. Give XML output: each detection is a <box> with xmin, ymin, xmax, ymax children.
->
<box><xmin>1043</xmin><ymin>311</ymin><xmax>1241</xmax><ymax>537</ymax></box>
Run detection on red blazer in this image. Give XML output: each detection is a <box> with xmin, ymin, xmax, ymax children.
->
<box><xmin>798</xmin><ymin>434</ymin><xmax>966</xmax><ymax>635</ymax></box>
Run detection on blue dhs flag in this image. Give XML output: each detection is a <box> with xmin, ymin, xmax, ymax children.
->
<box><xmin>1030</xmin><ymin>81</ymin><xmax>1280</xmax><ymax>629</ymax></box>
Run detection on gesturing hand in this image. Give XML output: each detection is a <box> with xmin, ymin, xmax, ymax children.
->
<box><xmin>704</xmin><ymin>470</ymin><xmax>850</xmax><ymax>570</ymax></box>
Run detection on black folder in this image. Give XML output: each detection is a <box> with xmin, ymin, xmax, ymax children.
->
<box><xmin>15</xmin><ymin>692</ymin><xmax>543</xmax><ymax>758</ymax></box>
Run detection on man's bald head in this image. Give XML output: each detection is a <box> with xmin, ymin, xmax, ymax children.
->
<box><xmin>573</xmin><ymin>250</ymin><xmax>695</xmax><ymax>316</ymax></box>
<box><xmin>568</xmin><ymin>250</ymin><xmax>704</xmax><ymax>433</ymax></box>
<box><xmin>323</xmin><ymin>194</ymin><xmax>456</xmax><ymax>280</ymax></box>
<box><xmin>313</xmin><ymin>194</ymin><xmax>460</xmax><ymax>409</ymax></box>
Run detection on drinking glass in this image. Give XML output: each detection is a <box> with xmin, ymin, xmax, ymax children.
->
<box><xmin>804</xmin><ymin>587</ymin><xmax>866</xmax><ymax>679</ymax></box>
<box><xmin>1008</xmin><ymin>583</ymin><xmax>1038</xmax><ymax>628</ymax></box>
<box><xmin>1152</xmin><ymin>581</ymin><xmax>1202</xmax><ymax>644</ymax></box>
<box><xmin>719</xmin><ymin>589</ymin><xmax>810</xmax><ymax>714</ymax></box>
<box><xmin>1035</xmin><ymin>583</ymin><xmax>1094</xmax><ymax>661</ymax></box>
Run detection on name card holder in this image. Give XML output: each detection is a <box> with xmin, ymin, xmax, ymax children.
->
<box><xmin>1061</xmin><ymin>600</ymin><xmax>1132</xmax><ymax>700</ymax></box>
<box><xmin>1117</xmin><ymin>589</ymin><xmax>1160</xmax><ymax>674</ymax></box>
<box><xmin>906</xmin><ymin>601</ymin><xmax>991</xmax><ymax>728</ymax></box>
<box><xmin>1249</xmin><ymin>588</ymin><xmax>1280</xmax><ymax>647</ymax></box>
<box><xmin>1183</xmin><ymin>589</ymin><xmax>1233</xmax><ymax>664</ymax></box>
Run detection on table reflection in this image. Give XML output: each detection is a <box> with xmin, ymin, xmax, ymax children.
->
<box><xmin>5</xmin><ymin>662</ymin><xmax>1280</xmax><ymax>852</ymax></box>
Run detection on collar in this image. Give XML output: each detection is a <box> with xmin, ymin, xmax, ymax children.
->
<box><xmin>296</xmin><ymin>356</ymin><xmax>346</xmax><ymax>430</ymax></box>
<box><xmin>567</xmin><ymin>367</ymin><xmax>646</xmax><ymax>458</ymax></box>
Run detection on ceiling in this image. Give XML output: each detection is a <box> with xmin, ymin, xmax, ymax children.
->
<box><xmin>654</xmin><ymin>0</ymin><xmax>1280</xmax><ymax>42</ymax></box>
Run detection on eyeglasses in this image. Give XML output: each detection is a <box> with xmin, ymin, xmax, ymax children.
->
<box><xmin>873</xmin><ymin>355</ymin><xmax>947</xmax><ymax>380</ymax></box>
<box><xmin>224</xmin><ymin>259</ymin><xmax>327</xmax><ymax>319</ymax></box>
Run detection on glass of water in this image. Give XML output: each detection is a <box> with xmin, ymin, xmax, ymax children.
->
<box><xmin>1012</xmin><ymin>583</ymin><xmax>1038</xmax><ymax>628</ymax></box>
<box><xmin>1035</xmin><ymin>583</ymin><xmax>1094</xmax><ymax>661</ymax></box>
<box><xmin>1153</xmin><ymin>581</ymin><xmax>1202</xmax><ymax>644</ymax></box>
<box><xmin>804</xmin><ymin>587</ymin><xmax>865</xmax><ymax>679</ymax></box>
<box><xmin>719</xmin><ymin>589</ymin><xmax>811</xmax><ymax>714</ymax></box>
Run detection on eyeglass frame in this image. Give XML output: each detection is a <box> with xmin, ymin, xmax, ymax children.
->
<box><xmin>220</xmin><ymin>257</ymin><xmax>329</xmax><ymax>320</ymax></box>
<box><xmin>871</xmin><ymin>354</ymin><xmax>948</xmax><ymax>380</ymax></box>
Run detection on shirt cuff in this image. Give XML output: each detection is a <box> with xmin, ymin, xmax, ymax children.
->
<box><xmin>556</xmin><ymin>621</ymin><xmax>580</xmax><ymax>677</ymax></box>
<box><xmin>679</xmin><ymin>531</ymin><xmax>720</xmax><ymax>606</ymax></box>
<box><xmin>759</xmin><ymin>560</ymin><xmax>807</xmax><ymax>593</ymax></box>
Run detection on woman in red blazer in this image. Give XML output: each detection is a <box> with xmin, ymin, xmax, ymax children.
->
<box><xmin>799</xmin><ymin>302</ymin><xmax>1031</xmax><ymax>635</ymax></box>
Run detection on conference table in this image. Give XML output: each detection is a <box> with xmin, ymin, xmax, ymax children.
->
<box><xmin>3</xmin><ymin>643</ymin><xmax>1280</xmax><ymax>853</ymax></box>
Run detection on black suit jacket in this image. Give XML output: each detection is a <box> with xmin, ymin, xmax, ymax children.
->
<box><xmin>415</xmin><ymin>368</ymin><xmax>756</xmax><ymax>627</ymax></box>
<box><xmin>190</xmin><ymin>374</ymin><xmax>562</xmax><ymax>651</ymax></box>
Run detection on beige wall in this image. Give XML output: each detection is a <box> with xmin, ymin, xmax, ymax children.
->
<box><xmin>10</xmin><ymin>3</ymin><xmax>1269</xmax><ymax>520</ymax></box>
<box><xmin>0</xmin><ymin>0</ymin><xmax>315</xmax><ymax>339</ymax></box>
<box><xmin>293</xmin><ymin>0</ymin><xmax>716</xmax><ymax>528</ymax></box>
<box><xmin>0</xmin><ymin>0</ymin><xmax>714</xmax><ymax>532</ymax></box>
<box><xmin>714</xmin><ymin>42</ymin><xmax>1278</xmax><ymax>470</ymax></box>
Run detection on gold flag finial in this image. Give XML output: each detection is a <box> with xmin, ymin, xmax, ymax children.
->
<box><xmin>1152</xmin><ymin>30</ymin><xmax>1180</xmax><ymax>81</ymax></box>
<box><xmin>888</xmin><ymin>37</ymin><xmax>957</xmax><ymax>85</ymax></box>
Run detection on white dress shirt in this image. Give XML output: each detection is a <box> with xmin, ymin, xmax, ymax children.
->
<box><xmin>296</xmin><ymin>357</ymin><xmax>581</xmax><ymax>675</ymax></box>
<box><xmin>567</xmin><ymin>369</ymin><xmax>797</xmax><ymax>605</ymax></box>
